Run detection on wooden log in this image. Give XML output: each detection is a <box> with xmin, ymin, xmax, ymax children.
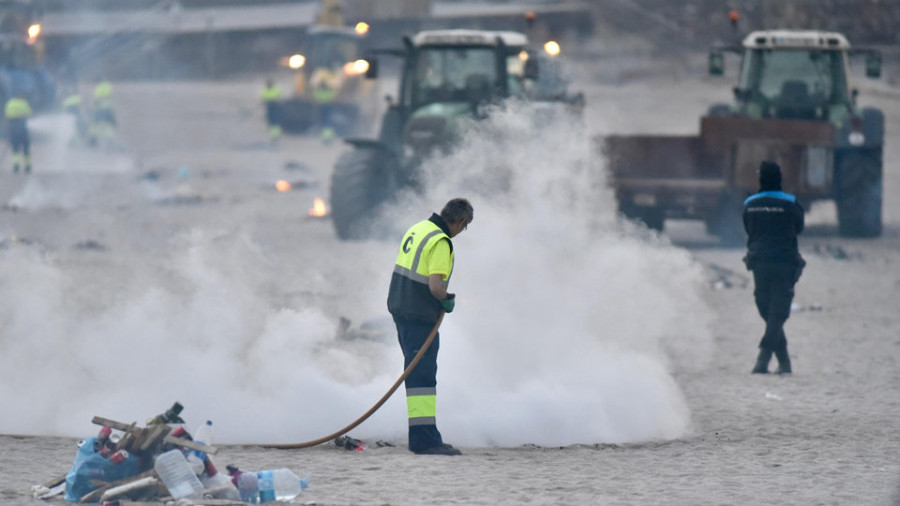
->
<box><xmin>163</xmin><ymin>435</ymin><xmax>219</xmax><ymax>455</ymax></box>
<box><xmin>39</xmin><ymin>473</ymin><xmax>67</xmax><ymax>489</ymax></box>
<box><xmin>112</xmin><ymin>501</ymin><xmax>247</xmax><ymax>506</ymax></box>
<box><xmin>99</xmin><ymin>476</ymin><xmax>159</xmax><ymax>503</ymax></box>
<box><xmin>78</xmin><ymin>469</ymin><xmax>157</xmax><ymax>503</ymax></box>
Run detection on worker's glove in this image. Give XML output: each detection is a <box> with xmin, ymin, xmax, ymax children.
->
<box><xmin>440</xmin><ymin>293</ymin><xmax>456</xmax><ymax>313</ymax></box>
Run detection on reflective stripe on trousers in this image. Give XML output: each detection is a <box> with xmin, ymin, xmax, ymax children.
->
<box><xmin>407</xmin><ymin>387</ymin><xmax>436</xmax><ymax>426</ymax></box>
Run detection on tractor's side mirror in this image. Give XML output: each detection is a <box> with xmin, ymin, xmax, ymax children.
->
<box><xmin>365</xmin><ymin>58</ymin><xmax>378</xmax><ymax>79</ymax></box>
<box><xmin>865</xmin><ymin>51</ymin><xmax>882</xmax><ymax>79</ymax></box>
<box><xmin>708</xmin><ymin>50</ymin><xmax>725</xmax><ymax>76</ymax></box>
<box><xmin>524</xmin><ymin>57</ymin><xmax>539</xmax><ymax>80</ymax></box>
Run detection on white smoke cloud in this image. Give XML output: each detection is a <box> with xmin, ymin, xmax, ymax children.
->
<box><xmin>0</xmin><ymin>100</ymin><xmax>713</xmax><ymax>447</ymax></box>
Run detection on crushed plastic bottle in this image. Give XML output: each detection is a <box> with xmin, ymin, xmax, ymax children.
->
<box><xmin>199</xmin><ymin>459</ymin><xmax>240</xmax><ymax>501</ymax></box>
<box><xmin>335</xmin><ymin>435</ymin><xmax>368</xmax><ymax>451</ymax></box>
<box><xmin>237</xmin><ymin>471</ymin><xmax>260</xmax><ymax>504</ymax></box>
<box><xmin>153</xmin><ymin>449</ymin><xmax>204</xmax><ymax>500</ymax></box>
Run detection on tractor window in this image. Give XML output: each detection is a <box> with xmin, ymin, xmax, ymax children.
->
<box><xmin>410</xmin><ymin>47</ymin><xmax>498</xmax><ymax>106</ymax></box>
<box><xmin>308</xmin><ymin>34</ymin><xmax>360</xmax><ymax>69</ymax></box>
<box><xmin>739</xmin><ymin>49</ymin><xmax>849</xmax><ymax>106</ymax></box>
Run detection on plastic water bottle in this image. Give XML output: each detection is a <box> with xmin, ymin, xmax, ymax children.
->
<box><xmin>153</xmin><ymin>449</ymin><xmax>204</xmax><ymax>500</ymax></box>
<box><xmin>235</xmin><ymin>472</ymin><xmax>260</xmax><ymax>504</ymax></box>
<box><xmin>257</xmin><ymin>470</ymin><xmax>276</xmax><ymax>503</ymax></box>
<box><xmin>257</xmin><ymin>468</ymin><xmax>310</xmax><ymax>503</ymax></box>
<box><xmin>191</xmin><ymin>419</ymin><xmax>214</xmax><ymax>461</ymax></box>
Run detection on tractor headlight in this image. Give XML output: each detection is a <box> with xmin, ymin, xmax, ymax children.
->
<box><xmin>544</xmin><ymin>41</ymin><xmax>560</xmax><ymax>57</ymax></box>
<box><xmin>343</xmin><ymin>59</ymin><xmax>369</xmax><ymax>76</ymax></box>
<box><xmin>27</xmin><ymin>24</ymin><xmax>41</xmax><ymax>44</ymax></box>
<box><xmin>287</xmin><ymin>54</ymin><xmax>306</xmax><ymax>69</ymax></box>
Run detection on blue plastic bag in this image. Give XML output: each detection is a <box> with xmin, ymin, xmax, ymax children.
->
<box><xmin>64</xmin><ymin>437</ymin><xmax>139</xmax><ymax>502</ymax></box>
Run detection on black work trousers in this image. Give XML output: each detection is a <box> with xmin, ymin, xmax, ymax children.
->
<box><xmin>751</xmin><ymin>263</ymin><xmax>800</xmax><ymax>353</ymax></box>
<box><xmin>8</xmin><ymin>120</ymin><xmax>29</xmax><ymax>157</ymax></box>
<box><xmin>394</xmin><ymin>317</ymin><xmax>443</xmax><ymax>453</ymax></box>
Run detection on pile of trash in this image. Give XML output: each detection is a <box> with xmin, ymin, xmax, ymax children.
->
<box><xmin>31</xmin><ymin>402</ymin><xmax>310</xmax><ymax>505</ymax></box>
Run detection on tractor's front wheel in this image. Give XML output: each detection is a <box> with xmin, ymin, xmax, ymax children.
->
<box><xmin>836</xmin><ymin>150</ymin><xmax>882</xmax><ymax>238</ymax></box>
<box><xmin>329</xmin><ymin>146</ymin><xmax>398</xmax><ymax>240</ymax></box>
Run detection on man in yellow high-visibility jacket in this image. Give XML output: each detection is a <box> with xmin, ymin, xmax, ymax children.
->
<box><xmin>261</xmin><ymin>77</ymin><xmax>283</xmax><ymax>144</ymax></box>
<box><xmin>90</xmin><ymin>79</ymin><xmax>117</xmax><ymax>147</ymax></box>
<box><xmin>387</xmin><ymin>198</ymin><xmax>474</xmax><ymax>456</ymax></box>
<box><xmin>5</xmin><ymin>93</ymin><xmax>33</xmax><ymax>173</ymax></box>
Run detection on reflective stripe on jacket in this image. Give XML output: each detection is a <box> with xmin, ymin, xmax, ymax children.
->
<box><xmin>743</xmin><ymin>190</ymin><xmax>804</xmax><ymax>266</ymax></box>
<box><xmin>387</xmin><ymin>214</ymin><xmax>454</xmax><ymax>323</ymax></box>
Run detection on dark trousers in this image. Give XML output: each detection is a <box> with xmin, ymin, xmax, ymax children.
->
<box><xmin>8</xmin><ymin>121</ymin><xmax>30</xmax><ymax>170</ymax></box>
<box><xmin>394</xmin><ymin>317</ymin><xmax>443</xmax><ymax>452</ymax></box>
<box><xmin>752</xmin><ymin>263</ymin><xmax>799</xmax><ymax>353</ymax></box>
<box><xmin>9</xmin><ymin>124</ymin><xmax>29</xmax><ymax>152</ymax></box>
<box><xmin>265</xmin><ymin>101</ymin><xmax>282</xmax><ymax>127</ymax></box>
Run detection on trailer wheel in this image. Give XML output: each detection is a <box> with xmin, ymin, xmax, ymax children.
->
<box><xmin>620</xmin><ymin>205</ymin><xmax>664</xmax><ymax>232</ymax></box>
<box><xmin>836</xmin><ymin>150</ymin><xmax>882</xmax><ymax>238</ymax></box>
<box><xmin>329</xmin><ymin>146</ymin><xmax>397</xmax><ymax>240</ymax></box>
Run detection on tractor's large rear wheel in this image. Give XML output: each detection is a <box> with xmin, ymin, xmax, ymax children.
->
<box><xmin>329</xmin><ymin>146</ymin><xmax>398</xmax><ymax>240</ymax></box>
<box><xmin>708</xmin><ymin>191</ymin><xmax>746</xmax><ymax>247</ymax></box>
<box><xmin>836</xmin><ymin>150</ymin><xmax>882</xmax><ymax>238</ymax></box>
<box><xmin>619</xmin><ymin>203</ymin><xmax>664</xmax><ymax>232</ymax></box>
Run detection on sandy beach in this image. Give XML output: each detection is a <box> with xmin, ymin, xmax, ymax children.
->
<box><xmin>1</xmin><ymin>49</ymin><xmax>899</xmax><ymax>505</ymax></box>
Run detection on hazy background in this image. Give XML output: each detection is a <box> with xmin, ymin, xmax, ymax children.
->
<box><xmin>0</xmin><ymin>0</ymin><xmax>895</xmax><ymax>450</ymax></box>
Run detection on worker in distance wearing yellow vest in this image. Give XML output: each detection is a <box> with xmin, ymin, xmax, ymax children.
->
<box><xmin>4</xmin><ymin>92</ymin><xmax>33</xmax><ymax>174</ymax></box>
<box><xmin>261</xmin><ymin>77</ymin><xmax>283</xmax><ymax>144</ymax></box>
<box><xmin>387</xmin><ymin>198</ymin><xmax>474</xmax><ymax>456</ymax></box>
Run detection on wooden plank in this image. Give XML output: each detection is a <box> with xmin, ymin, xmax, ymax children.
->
<box><xmin>123</xmin><ymin>427</ymin><xmax>145</xmax><ymax>451</ymax></box>
<box><xmin>163</xmin><ymin>435</ymin><xmax>219</xmax><ymax>455</ymax></box>
<box><xmin>138</xmin><ymin>424</ymin><xmax>171</xmax><ymax>453</ymax></box>
<box><xmin>91</xmin><ymin>416</ymin><xmax>138</xmax><ymax>432</ymax></box>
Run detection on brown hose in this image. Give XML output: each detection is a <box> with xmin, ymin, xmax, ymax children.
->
<box><xmin>261</xmin><ymin>311</ymin><xmax>445</xmax><ymax>449</ymax></box>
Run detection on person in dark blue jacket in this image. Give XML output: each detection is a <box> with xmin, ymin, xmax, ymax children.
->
<box><xmin>743</xmin><ymin>161</ymin><xmax>805</xmax><ymax>374</ymax></box>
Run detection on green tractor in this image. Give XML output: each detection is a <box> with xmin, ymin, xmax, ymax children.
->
<box><xmin>604</xmin><ymin>30</ymin><xmax>885</xmax><ymax>243</ymax></box>
<box><xmin>706</xmin><ymin>30</ymin><xmax>885</xmax><ymax>238</ymax></box>
<box><xmin>329</xmin><ymin>29</ymin><xmax>541</xmax><ymax>239</ymax></box>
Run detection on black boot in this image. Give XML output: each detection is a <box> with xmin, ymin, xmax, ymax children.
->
<box><xmin>774</xmin><ymin>349</ymin><xmax>792</xmax><ymax>375</ymax></box>
<box><xmin>751</xmin><ymin>349</ymin><xmax>772</xmax><ymax>374</ymax></box>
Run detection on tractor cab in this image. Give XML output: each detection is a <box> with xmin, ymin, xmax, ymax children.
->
<box><xmin>710</xmin><ymin>30</ymin><xmax>881</xmax><ymax>125</ymax></box>
<box><xmin>390</xmin><ymin>30</ymin><xmax>529</xmax><ymax>158</ymax></box>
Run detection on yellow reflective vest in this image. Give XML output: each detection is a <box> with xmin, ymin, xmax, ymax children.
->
<box><xmin>4</xmin><ymin>97</ymin><xmax>32</xmax><ymax>120</ymax></box>
<box><xmin>261</xmin><ymin>85</ymin><xmax>281</xmax><ymax>102</ymax></box>
<box><xmin>94</xmin><ymin>81</ymin><xmax>114</xmax><ymax>110</ymax></box>
<box><xmin>387</xmin><ymin>215</ymin><xmax>454</xmax><ymax>323</ymax></box>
